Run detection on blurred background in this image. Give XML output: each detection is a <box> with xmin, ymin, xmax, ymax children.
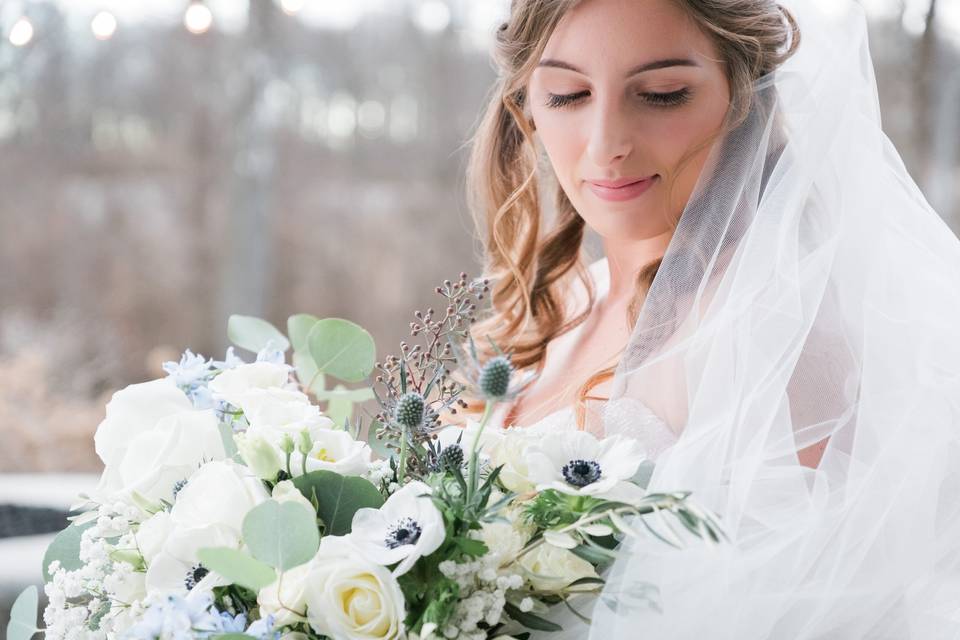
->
<box><xmin>1</xmin><ymin>0</ymin><xmax>958</xmax><ymax>628</ymax></box>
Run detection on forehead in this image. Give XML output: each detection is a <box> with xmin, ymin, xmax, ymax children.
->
<box><xmin>542</xmin><ymin>0</ymin><xmax>716</xmax><ymax>71</ymax></box>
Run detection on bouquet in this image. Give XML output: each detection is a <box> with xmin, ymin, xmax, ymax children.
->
<box><xmin>8</xmin><ymin>274</ymin><xmax>724</xmax><ymax>640</ymax></box>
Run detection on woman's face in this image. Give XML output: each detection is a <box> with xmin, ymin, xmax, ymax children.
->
<box><xmin>528</xmin><ymin>0</ymin><xmax>730</xmax><ymax>241</ymax></box>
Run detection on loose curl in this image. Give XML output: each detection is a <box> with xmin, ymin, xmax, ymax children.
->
<box><xmin>463</xmin><ymin>0</ymin><xmax>801</xmax><ymax>427</ymax></box>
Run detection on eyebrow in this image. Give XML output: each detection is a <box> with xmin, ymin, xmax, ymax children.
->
<box><xmin>536</xmin><ymin>57</ymin><xmax>699</xmax><ymax>76</ymax></box>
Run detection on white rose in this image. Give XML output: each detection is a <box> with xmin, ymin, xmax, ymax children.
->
<box><xmin>94</xmin><ymin>379</ymin><xmax>226</xmax><ymax>505</ymax></box>
<box><xmin>487</xmin><ymin>429</ymin><xmax>541</xmax><ymax>494</ymax></box>
<box><xmin>516</xmin><ymin>544</ymin><xmax>599</xmax><ymax>593</ymax></box>
<box><xmin>258</xmin><ymin>557</ymin><xmax>313</xmax><ymax>627</ymax></box>
<box><xmin>208</xmin><ymin>362</ymin><xmax>291</xmax><ymax>407</ymax></box>
<box><xmin>94</xmin><ymin>378</ymin><xmax>193</xmax><ymax>466</ymax></box>
<box><xmin>136</xmin><ymin>511</ymin><xmax>173</xmax><ymax>564</ymax></box>
<box><xmin>305</xmin><ymin>536</ymin><xmax>406</xmax><ymax>640</ymax></box>
<box><xmin>144</xmin><ymin>460</ymin><xmax>269</xmax><ymax>594</ymax></box>
<box><xmin>290</xmin><ymin>428</ymin><xmax>373</xmax><ymax>478</ymax></box>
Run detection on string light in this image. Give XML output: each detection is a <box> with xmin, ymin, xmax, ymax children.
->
<box><xmin>91</xmin><ymin>11</ymin><xmax>118</xmax><ymax>41</ymax></box>
<box><xmin>184</xmin><ymin>2</ymin><xmax>213</xmax><ymax>35</ymax></box>
<box><xmin>280</xmin><ymin>0</ymin><xmax>306</xmax><ymax>16</ymax></box>
<box><xmin>9</xmin><ymin>16</ymin><xmax>34</xmax><ymax>47</ymax></box>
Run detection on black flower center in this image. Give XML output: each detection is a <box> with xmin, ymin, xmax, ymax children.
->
<box><xmin>184</xmin><ymin>563</ymin><xmax>209</xmax><ymax>590</ymax></box>
<box><xmin>561</xmin><ymin>459</ymin><xmax>602</xmax><ymax>488</ymax></box>
<box><xmin>385</xmin><ymin>517</ymin><xmax>422</xmax><ymax>549</ymax></box>
<box><xmin>172</xmin><ymin>479</ymin><xmax>188</xmax><ymax>499</ymax></box>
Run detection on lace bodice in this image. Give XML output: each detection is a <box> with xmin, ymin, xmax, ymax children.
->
<box><xmin>491</xmin><ymin>397</ymin><xmax>678</xmax><ymax>462</ymax></box>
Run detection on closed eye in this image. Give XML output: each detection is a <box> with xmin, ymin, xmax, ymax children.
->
<box><xmin>544</xmin><ymin>88</ymin><xmax>692</xmax><ymax>110</ymax></box>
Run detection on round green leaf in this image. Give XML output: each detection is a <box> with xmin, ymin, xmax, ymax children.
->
<box><xmin>292</xmin><ymin>470</ymin><xmax>384</xmax><ymax>536</ymax></box>
<box><xmin>293</xmin><ymin>350</ymin><xmax>326</xmax><ymax>396</ymax></box>
<box><xmin>43</xmin><ymin>521</ymin><xmax>94</xmax><ymax>582</ymax></box>
<box><xmin>242</xmin><ymin>500</ymin><xmax>320</xmax><ymax>571</ymax></box>
<box><xmin>7</xmin><ymin>585</ymin><xmax>38</xmax><ymax>640</ymax></box>
<box><xmin>196</xmin><ymin>547</ymin><xmax>277</xmax><ymax>592</ymax></box>
<box><xmin>227</xmin><ymin>315</ymin><xmax>290</xmax><ymax>354</ymax></box>
<box><xmin>307</xmin><ymin>318</ymin><xmax>376</xmax><ymax>383</ymax></box>
<box><xmin>287</xmin><ymin>314</ymin><xmax>320</xmax><ymax>352</ymax></box>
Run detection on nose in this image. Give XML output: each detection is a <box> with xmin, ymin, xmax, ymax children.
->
<box><xmin>585</xmin><ymin>93</ymin><xmax>634</xmax><ymax>167</ymax></box>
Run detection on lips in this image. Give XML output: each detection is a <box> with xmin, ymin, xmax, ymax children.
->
<box><xmin>588</xmin><ymin>176</ymin><xmax>652</xmax><ymax>188</ymax></box>
<box><xmin>587</xmin><ymin>175</ymin><xmax>659</xmax><ymax>202</ymax></box>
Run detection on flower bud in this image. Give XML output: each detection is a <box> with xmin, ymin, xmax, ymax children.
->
<box><xmin>237</xmin><ymin>433</ymin><xmax>282</xmax><ymax>481</ymax></box>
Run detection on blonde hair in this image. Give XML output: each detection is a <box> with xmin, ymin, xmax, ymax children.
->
<box><xmin>464</xmin><ymin>0</ymin><xmax>800</xmax><ymax>427</ymax></box>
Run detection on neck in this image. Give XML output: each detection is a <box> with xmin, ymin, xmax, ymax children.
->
<box><xmin>601</xmin><ymin>230</ymin><xmax>674</xmax><ymax>305</ymax></box>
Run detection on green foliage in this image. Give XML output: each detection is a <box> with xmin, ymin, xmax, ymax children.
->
<box><xmin>315</xmin><ymin>385</ymin><xmax>375</xmax><ymax>429</ymax></box>
<box><xmin>523</xmin><ymin>490</ymin><xmax>604</xmax><ymax>530</ymax></box>
<box><xmin>292</xmin><ymin>470</ymin><xmax>384</xmax><ymax>536</ymax></box>
<box><xmin>7</xmin><ymin>586</ymin><xmax>38</xmax><ymax>640</ymax></box>
<box><xmin>196</xmin><ymin>547</ymin><xmax>277</xmax><ymax>592</ymax></box>
<box><xmin>42</xmin><ymin>520</ymin><xmax>94</xmax><ymax>582</ymax></box>
<box><xmin>307</xmin><ymin>318</ymin><xmax>376</xmax><ymax>383</ymax></box>
<box><xmin>503</xmin><ymin>602</ymin><xmax>563</xmax><ymax>632</ymax></box>
<box><xmin>242</xmin><ymin>500</ymin><xmax>320</xmax><ymax>570</ymax></box>
<box><xmin>227</xmin><ymin>315</ymin><xmax>290</xmax><ymax>354</ymax></box>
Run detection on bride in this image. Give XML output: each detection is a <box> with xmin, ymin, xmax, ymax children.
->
<box><xmin>462</xmin><ymin>0</ymin><xmax>960</xmax><ymax>637</ymax></box>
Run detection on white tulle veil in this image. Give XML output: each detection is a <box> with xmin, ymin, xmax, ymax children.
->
<box><xmin>590</xmin><ymin>1</ymin><xmax>960</xmax><ymax>637</ymax></box>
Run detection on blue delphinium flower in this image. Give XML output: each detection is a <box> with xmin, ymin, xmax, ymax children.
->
<box><xmin>245</xmin><ymin>614</ymin><xmax>281</xmax><ymax>640</ymax></box>
<box><xmin>255</xmin><ymin>339</ymin><xmax>287</xmax><ymax>365</ymax></box>
<box><xmin>163</xmin><ymin>350</ymin><xmax>216</xmax><ymax>408</ymax></box>
<box><xmin>124</xmin><ymin>592</ymin><xmax>226</xmax><ymax>640</ymax></box>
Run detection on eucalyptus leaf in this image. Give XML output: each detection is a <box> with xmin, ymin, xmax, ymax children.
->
<box><xmin>293</xmin><ymin>351</ymin><xmax>326</xmax><ymax>396</ymax></box>
<box><xmin>318</xmin><ymin>386</ymin><xmax>375</xmax><ymax>429</ymax></box>
<box><xmin>503</xmin><ymin>602</ymin><xmax>563</xmax><ymax>632</ymax></box>
<box><xmin>365</xmin><ymin>420</ymin><xmax>393</xmax><ymax>459</ymax></box>
<box><xmin>218</xmin><ymin>421</ymin><xmax>239</xmax><ymax>460</ymax></box>
<box><xmin>227</xmin><ymin>315</ymin><xmax>290</xmax><ymax>354</ymax></box>
<box><xmin>287</xmin><ymin>313</ymin><xmax>320</xmax><ymax>352</ymax></box>
<box><xmin>292</xmin><ymin>470</ymin><xmax>384</xmax><ymax>536</ymax></box>
<box><xmin>196</xmin><ymin>547</ymin><xmax>277</xmax><ymax>592</ymax></box>
<box><xmin>307</xmin><ymin>318</ymin><xmax>376</xmax><ymax>383</ymax></box>
<box><xmin>42</xmin><ymin>520</ymin><xmax>94</xmax><ymax>582</ymax></box>
<box><xmin>7</xmin><ymin>585</ymin><xmax>38</xmax><ymax>640</ymax></box>
<box><xmin>242</xmin><ymin>500</ymin><xmax>320</xmax><ymax>571</ymax></box>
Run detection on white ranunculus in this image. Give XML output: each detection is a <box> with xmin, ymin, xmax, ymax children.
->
<box><xmin>476</xmin><ymin>520</ymin><xmax>531</xmax><ymax>567</ymax></box>
<box><xmin>289</xmin><ymin>428</ymin><xmax>373</xmax><ymax>478</ymax></box>
<box><xmin>258</xmin><ymin>556</ymin><xmax>314</xmax><ymax>627</ymax></box>
<box><xmin>144</xmin><ymin>460</ymin><xmax>269</xmax><ymax>594</ymax></box>
<box><xmin>524</xmin><ymin>431</ymin><xmax>647</xmax><ymax>501</ymax></box>
<box><xmin>271</xmin><ymin>480</ymin><xmax>315</xmax><ymax>517</ymax></box>
<box><xmin>347</xmin><ymin>481</ymin><xmax>445</xmax><ymax>576</ymax></box>
<box><xmin>516</xmin><ymin>544</ymin><xmax>599</xmax><ymax>593</ymax></box>
<box><xmin>305</xmin><ymin>536</ymin><xmax>406</xmax><ymax>640</ymax></box>
<box><xmin>208</xmin><ymin>361</ymin><xmax>292</xmax><ymax>407</ymax></box>
<box><xmin>94</xmin><ymin>379</ymin><xmax>226</xmax><ymax>505</ymax></box>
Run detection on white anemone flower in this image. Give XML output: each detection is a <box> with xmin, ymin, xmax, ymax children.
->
<box><xmin>524</xmin><ymin>431</ymin><xmax>647</xmax><ymax>502</ymax></box>
<box><xmin>346</xmin><ymin>481</ymin><xmax>445</xmax><ymax>576</ymax></box>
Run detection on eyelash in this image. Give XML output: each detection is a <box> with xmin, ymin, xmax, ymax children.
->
<box><xmin>544</xmin><ymin>88</ymin><xmax>692</xmax><ymax>110</ymax></box>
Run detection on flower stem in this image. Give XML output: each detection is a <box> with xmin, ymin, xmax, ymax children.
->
<box><xmin>398</xmin><ymin>424</ymin><xmax>409</xmax><ymax>481</ymax></box>
<box><xmin>466</xmin><ymin>401</ymin><xmax>495</xmax><ymax>504</ymax></box>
